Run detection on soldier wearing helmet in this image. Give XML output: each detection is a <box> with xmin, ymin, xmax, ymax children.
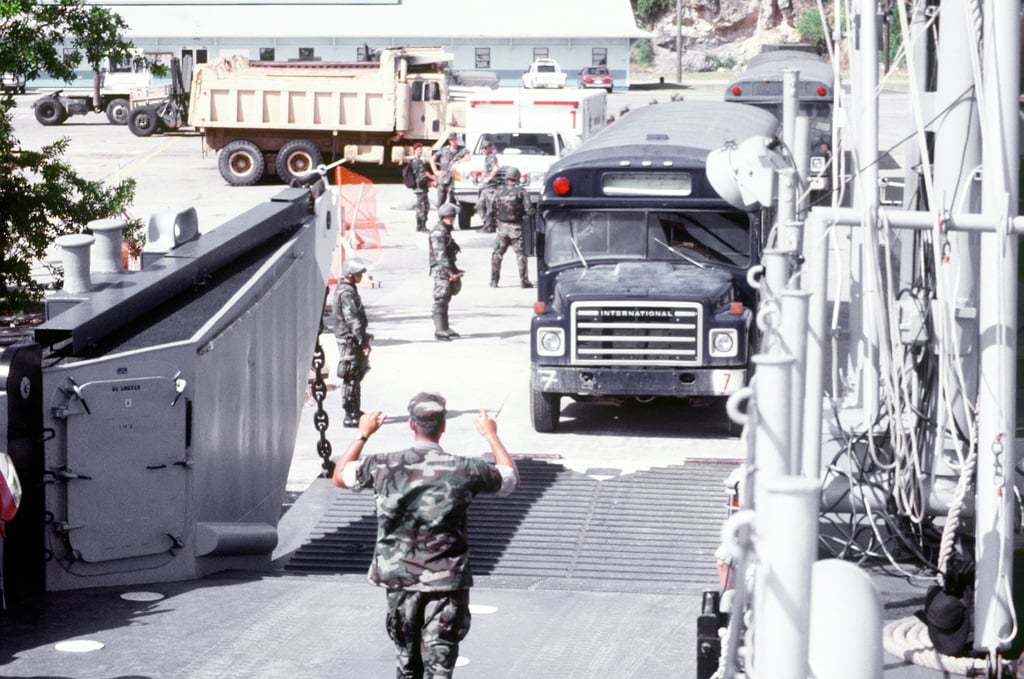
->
<box><xmin>428</xmin><ymin>203</ymin><xmax>464</xmax><ymax>340</ymax></box>
<box><xmin>489</xmin><ymin>165</ymin><xmax>535</xmax><ymax>288</ymax></box>
<box><xmin>334</xmin><ymin>258</ymin><xmax>373</xmax><ymax>426</ymax></box>
<box><xmin>430</xmin><ymin>131</ymin><xmax>469</xmax><ymax>209</ymax></box>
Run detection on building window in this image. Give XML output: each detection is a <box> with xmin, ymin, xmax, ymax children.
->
<box><xmin>298</xmin><ymin>47</ymin><xmax>315</xmax><ymax>60</ymax></box>
<box><xmin>475</xmin><ymin>48</ymin><xmax>490</xmax><ymax>69</ymax></box>
<box><xmin>196</xmin><ymin>50</ymin><xmax>208</xmax><ymax>64</ymax></box>
<box><xmin>592</xmin><ymin>48</ymin><xmax>607</xmax><ymax>66</ymax></box>
<box><xmin>259</xmin><ymin>48</ymin><xmax>275</xmax><ymax>62</ymax></box>
<box><xmin>533</xmin><ymin>47</ymin><xmax>549</xmax><ymax>61</ymax></box>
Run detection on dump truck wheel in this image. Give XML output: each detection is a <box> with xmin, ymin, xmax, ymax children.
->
<box><xmin>530</xmin><ymin>388</ymin><xmax>560</xmax><ymax>433</ymax></box>
<box><xmin>219</xmin><ymin>140</ymin><xmax>265</xmax><ymax>186</ymax></box>
<box><xmin>33</xmin><ymin>99</ymin><xmax>67</xmax><ymax>125</ymax></box>
<box><xmin>105</xmin><ymin>98</ymin><xmax>130</xmax><ymax>125</ymax></box>
<box><xmin>275</xmin><ymin>139</ymin><xmax>323</xmax><ymax>185</ymax></box>
<box><xmin>128</xmin><ymin>106</ymin><xmax>160</xmax><ymax>136</ymax></box>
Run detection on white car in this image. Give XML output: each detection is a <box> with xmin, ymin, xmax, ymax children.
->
<box><xmin>521</xmin><ymin>59</ymin><xmax>567</xmax><ymax>89</ymax></box>
<box><xmin>1</xmin><ymin>73</ymin><xmax>27</xmax><ymax>94</ymax></box>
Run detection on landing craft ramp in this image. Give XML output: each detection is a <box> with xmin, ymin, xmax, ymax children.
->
<box><xmin>283</xmin><ymin>459</ymin><xmax>732</xmax><ymax>592</ymax></box>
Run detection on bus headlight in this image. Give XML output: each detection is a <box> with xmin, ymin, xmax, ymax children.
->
<box><xmin>536</xmin><ymin>328</ymin><xmax>565</xmax><ymax>357</ymax></box>
<box><xmin>709</xmin><ymin>329</ymin><xmax>738</xmax><ymax>358</ymax></box>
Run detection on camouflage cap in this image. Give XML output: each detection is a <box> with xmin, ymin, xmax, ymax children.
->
<box><xmin>408</xmin><ymin>392</ymin><xmax>447</xmax><ymax>422</ymax></box>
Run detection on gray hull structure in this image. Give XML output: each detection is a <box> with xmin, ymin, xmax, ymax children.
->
<box><xmin>2</xmin><ymin>182</ymin><xmax>336</xmax><ymax>595</ymax></box>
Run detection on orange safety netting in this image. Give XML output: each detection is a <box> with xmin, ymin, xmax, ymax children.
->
<box><xmin>329</xmin><ymin>165</ymin><xmax>387</xmax><ymax>284</ymax></box>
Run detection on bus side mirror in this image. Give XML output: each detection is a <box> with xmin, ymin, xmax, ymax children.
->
<box><xmin>707</xmin><ymin>136</ymin><xmax>787</xmax><ymax>210</ymax></box>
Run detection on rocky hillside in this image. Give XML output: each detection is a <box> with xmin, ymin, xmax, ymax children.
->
<box><xmin>636</xmin><ymin>0</ymin><xmax>822</xmax><ymax>74</ymax></box>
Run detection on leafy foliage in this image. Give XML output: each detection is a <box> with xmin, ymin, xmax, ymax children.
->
<box><xmin>633</xmin><ymin>0</ymin><xmax>673</xmax><ymax>24</ymax></box>
<box><xmin>796</xmin><ymin>4</ymin><xmax>835</xmax><ymax>54</ymax></box>
<box><xmin>633</xmin><ymin>40</ymin><xmax>654</xmax><ymax>68</ymax></box>
<box><xmin>0</xmin><ymin>0</ymin><xmax>139</xmax><ymax>311</ymax></box>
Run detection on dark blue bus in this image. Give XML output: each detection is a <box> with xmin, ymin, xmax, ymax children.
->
<box><xmin>529</xmin><ymin>100</ymin><xmax>780</xmax><ymax>432</ymax></box>
<box><xmin>724</xmin><ymin>50</ymin><xmax>834</xmax><ymax>200</ymax></box>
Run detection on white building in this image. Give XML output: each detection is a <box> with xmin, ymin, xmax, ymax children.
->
<box><xmin>94</xmin><ymin>0</ymin><xmax>649</xmax><ymax>89</ymax></box>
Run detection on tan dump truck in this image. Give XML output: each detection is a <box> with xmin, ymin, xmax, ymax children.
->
<box><xmin>188</xmin><ymin>47</ymin><xmax>458</xmax><ymax>185</ymax></box>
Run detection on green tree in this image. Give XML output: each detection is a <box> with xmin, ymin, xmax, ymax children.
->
<box><xmin>633</xmin><ymin>0</ymin><xmax>672</xmax><ymax>24</ymax></box>
<box><xmin>0</xmin><ymin>0</ymin><xmax>139</xmax><ymax>311</ymax></box>
<box><xmin>796</xmin><ymin>4</ymin><xmax>835</xmax><ymax>55</ymax></box>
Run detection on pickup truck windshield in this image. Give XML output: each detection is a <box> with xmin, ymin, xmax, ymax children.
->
<box><xmin>474</xmin><ymin>132</ymin><xmax>559</xmax><ymax>156</ymax></box>
<box><xmin>543</xmin><ymin>210</ymin><xmax>753</xmax><ymax>269</ymax></box>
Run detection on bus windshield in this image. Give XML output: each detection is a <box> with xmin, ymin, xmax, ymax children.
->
<box><xmin>543</xmin><ymin>210</ymin><xmax>754</xmax><ymax>269</ymax></box>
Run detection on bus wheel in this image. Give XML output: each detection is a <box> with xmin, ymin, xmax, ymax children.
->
<box><xmin>105</xmin><ymin>98</ymin><xmax>130</xmax><ymax>125</ymax></box>
<box><xmin>219</xmin><ymin>140</ymin><xmax>266</xmax><ymax>186</ymax></box>
<box><xmin>531</xmin><ymin>388</ymin><xmax>560</xmax><ymax>433</ymax></box>
<box><xmin>275</xmin><ymin>139</ymin><xmax>323</xmax><ymax>185</ymax></box>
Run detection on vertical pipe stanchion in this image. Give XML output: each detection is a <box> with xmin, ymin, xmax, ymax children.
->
<box><xmin>855</xmin><ymin>0</ymin><xmax>881</xmax><ymax>426</ymax></box>
<box><xmin>753</xmin><ymin>476</ymin><xmax>819</xmax><ymax>679</ymax></box>
<box><xmin>808</xmin><ymin>559</ymin><xmax>883</xmax><ymax>678</ymax></box>
<box><xmin>975</xmin><ymin>0</ymin><xmax>1020</xmax><ymax>656</ymax></box>
<box><xmin>780</xmin><ymin>289</ymin><xmax>811</xmax><ymax>476</ymax></box>
<box><xmin>800</xmin><ymin>210</ymin><xmax>829</xmax><ymax>480</ymax></box>
<box><xmin>752</xmin><ymin>353</ymin><xmax>794</xmax><ymax>511</ymax></box>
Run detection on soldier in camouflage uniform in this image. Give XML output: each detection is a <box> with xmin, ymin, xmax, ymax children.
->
<box><xmin>334</xmin><ymin>258</ymin><xmax>372</xmax><ymax>427</ymax></box>
<box><xmin>429</xmin><ymin>203</ymin><xmax>463</xmax><ymax>341</ymax></box>
<box><xmin>475</xmin><ymin>138</ymin><xmax>500</xmax><ymax>233</ymax></box>
<box><xmin>411</xmin><ymin>143</ymin><xmax>436</xmax><ymax>232</ymax></box>
<box><xmin>332</xmin><ymin>393</ymin><xmax>518</xmax><ymax>679</ymax></box>
<box><xmin>490</xmin><ymin>166</ymin><xmax>535</xmax><ymax>288</ymax></box>
<box><xmin>430</xmin><ymin>132</ymin><xmax>468</xmax><ymax>208</ymax></box>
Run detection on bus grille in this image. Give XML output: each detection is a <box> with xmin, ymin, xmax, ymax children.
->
<box><xmin>571</xmin><ymin>301</ymin><xmax>703</xmax><ymax>366</ymax></box>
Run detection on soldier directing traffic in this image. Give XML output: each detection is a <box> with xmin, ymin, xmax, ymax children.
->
<box><xmin>489</xmin><ymin>166</ymin><xmax>535</xmax><ymax>288</ymax></box>
<box><xmin>332</xmin><ymin>394</ymin><xmax>519</xmax><ymax>679</ymax></box>
<box><xmin>334</xmin><ymin>258</ymin><xmax>373</xmax><ymax>427</ymax></box>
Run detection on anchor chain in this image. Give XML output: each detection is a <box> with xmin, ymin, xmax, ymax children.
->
<box><xmin>311</xmin><ymin>319</ymin><xmax>334</xmax><ymax>477</ymax></box>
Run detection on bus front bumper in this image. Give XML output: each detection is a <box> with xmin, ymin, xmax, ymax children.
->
<box><xmin>531</xmin><ymin>365</ymin><xmax>747</xmax><ymax>398</ymax></box>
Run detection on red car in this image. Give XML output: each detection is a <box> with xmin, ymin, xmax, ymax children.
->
<box><xmin>577</xmin><ymin>65</ymin><xmax>613</xmax><ymax>93</ymax></box>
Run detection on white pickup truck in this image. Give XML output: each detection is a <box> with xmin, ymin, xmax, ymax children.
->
<box><xmin>451</xmin><ymin>90</ymin><xmax>607</xmax><ymax>229</ymax></box>
<box><xmin>452</xmin><ymin>130</ymin><xmax>577</xmax><ymax>229</ymax></box>
<box><xmin>521</xmin><ymin>58</ymin><xmax>567</xmax><ymax>89</ymax></box>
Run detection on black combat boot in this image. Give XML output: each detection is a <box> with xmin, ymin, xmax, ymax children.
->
<box><xmin>442</xmin><ymin>309</ymin><xmax>459</xmax><ymax>338</ymax></box>
<box><xmin>433</xmin><ymin>310</ymin><xmax>451</xmax><ymax>341</ymax></box>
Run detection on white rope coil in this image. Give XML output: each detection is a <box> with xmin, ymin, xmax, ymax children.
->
<box><xmin>882</xmin><ymin>616</ymin><xmax>985</xmax><ymax>675</ymax></box>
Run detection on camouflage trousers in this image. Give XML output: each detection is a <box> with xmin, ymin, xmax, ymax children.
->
<box><xmin>431</xmin><ymin>270</ymin><xmax>452</xmax><ymax>317</ymax></box>
<box><xmin>490</xmin><ymin>222</ymin><xmax>527</xmax><ymax>283</ymax></box>
<box><xmin>414</xmin><ymin>190</ymin><xmax>430</xmax><ymax>229</ymax></box>
<box><xmin>385</xmin><ymin>588</ymin><xmax>472</xmax><ymax>679</ymax></box>
<box><xmin>436</xmin><ymin>181</ymin><xmax>456</xmax><ymax>207</ymax></box>
<box><xmin>477</xmin><ymin>186</ymin><xmax>498</xmax><ymax>229</ymax></box>
<box><xmin>337</xmin><ymin>339</ymin><xmax>368</xmax><ymax>416</ymax></box>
